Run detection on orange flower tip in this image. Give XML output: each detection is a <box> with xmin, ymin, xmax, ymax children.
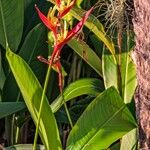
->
<box><xmin>37</xmin><ymin>56</ymin><xmax>42</xmax><ymax>59</ymax></box>
<box><xmin>34</xmin><ymin>4</ymin><xmax>39</xmax><ymax>10</ymax></box>
<box><xmin>55</xmin><ymin>0</ymin><xmax>61</xmax><ymax>7</ymax></box>
<box><xmin>88</xmin><ymin>6</ymin><xmax>94</xmax><ymax>15</ymax></box>
<box><xmin>35</xmin><ymin>4</ymin><xmax>40</xmax><ymax>12</ymax></box>
<box><xmin>37</xmin><ymin>56</ymin><xmax>50</xmax><ymax>65</ymax></box>
<box><xmin>90</xmin><ymin>6</ymin><xmax>94</xmax><ymax>12</ymax></box>
<box><xmin>37</xmin><ymin>55</ymin><xmax>45</xmax><ymax>61</ymax></box>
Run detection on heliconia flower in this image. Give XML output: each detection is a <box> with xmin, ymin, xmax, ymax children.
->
<box><xmin>35</xmin><ymin>5</ymin><xmax>57</xmax><ymax>39</ymax></box>
<box><xmin>54</xmin><ymin>7</ymin><xmax>93</xmax><ymax>53</ymax></box>
<box><xmin>36</xmin><ymin>5</ymin><xmax>93</xmax><ymax>92</ymax></box>
<box><xmin>58</xmin><ymin>0</ymin><xmax>77</xmax><ymax>18</ymax></box>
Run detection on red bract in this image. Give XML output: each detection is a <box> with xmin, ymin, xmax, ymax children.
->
<box><xmin>55</xmin><ymin>0</ymin><xmax>61</xmax><ymax>7</ymax></box>
<box><xmin>58</xmin><ymin>0</ymin><xmax>77</xmax><ymax>18</ymax></box>
<box><xmin>37</xmin><ymin>55</ymin><xmax>63</xmax><ymax>92</ymax></box>
<box><xmin>35</xmin><ymin>5</ymin><xmax>57</xmax><ymax>39</ymax></box>
<box><xmin>53</xmin><ymin>60</ymin><xmax>63</xmax><ymax>93</ymax></box>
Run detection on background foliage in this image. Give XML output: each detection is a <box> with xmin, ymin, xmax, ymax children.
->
<box><xmin>0</xmin><ymin>0</ymin><xmax>137</xmax><ymax>149</ymax></box>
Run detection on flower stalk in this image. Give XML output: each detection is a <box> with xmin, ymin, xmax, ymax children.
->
<box><xmin>33</xmin><ymin>65</ymin><xmax>52</xmax><ymax>150</ymax></box>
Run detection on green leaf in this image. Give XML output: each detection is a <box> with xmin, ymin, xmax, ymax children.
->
<box><xmin>6</xmin><ymin>21</ymin><xmax>58</xmax><ymax>101</ymax></box>
<box><xmin>19</xmin><ymin>23</ymin><xmax>48</xmax><ymax>82</ymax></box>
<box><xmin>121</xmin><ymin>51</ymin><xmax>137</xmax><ymax>103</ymax></box>
<box><xmin>90</xmin><ymin>34</ymin><xmax>103</xmax><ymax>57</ymax></box>
<box><xmin>102</xmin><ymin>48</ymin><xmax>118</xmax><ymax>90</ymax></box>
<box><xmin>70</xmin><ymin>7</ymin><xmax>116</xmax><ymax>56</ymax></box>
<box><xmin>0</xmin><ymin>0</ymin><xmax>24</xmax><ymax>50</ymax></box>
<box><xmin>121</xmin><ymin>128</ymin><xmax>138</xmax><ymax>150</ymax></box>
<box><xmin>102</xmin><ymin>46</ymin><xmax>137</xmax><ymax>103</ymax></box>
<box><xmin>51</xmin><ymin>78</ymin><xmax>103</xmax><ymax>113</ymax></box>
<box><xmin>66</xmin><ymin>87</ymin><xmax>137</xmax><ymax>150</ymax></box>
<box><xmin>2</xmin><ymin>24</ymin><xmax>48</xmax><ymax>103</ymax></box>
<box><xmin>4</xmin><ymin>144</ymin><xmax>45</xmax><ymax>150</ymax></box>
<box><xmin>0</xmin><ymin>102</ymin><xmax>25</xmax><ymax>119</ymax></box>
<box><xmin>102</xmin><ymin>30</ymin><xmax>137</xmax><ymax>103</ymax></box>
<box><xmin>6</xmin><ymin>49</ymin><xmax>62</xmax><ymax>150</ymax></box>
<box><xmin>68</xmin><ymin>38</ymin><xmax>102</xmax><ymax>76</ymax></box>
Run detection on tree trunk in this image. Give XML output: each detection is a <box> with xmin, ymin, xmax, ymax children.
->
<box><xmin>133</xmin><ymin>0</ymin><xmax>150</xmax><ymax>149</ymax></box>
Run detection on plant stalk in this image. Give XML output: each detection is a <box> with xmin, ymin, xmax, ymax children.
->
<box><xmin>33</xmin><ymin>64</ymin><xmax>52</xmax><ymax>150</ymax></box>
<box><xmin>63</xmin><ymin>96</ymin><xmax>73</xmax><ymax>128</ymax></box>
<box><xmin>117</xmin><ymin>28</ymin><xmax>123</xmax><ymax>97</ymax></box>
<box><xmin>15</xmin><ymin>126</ymin><xmax>20</xmax><ymax>144</ymax></box>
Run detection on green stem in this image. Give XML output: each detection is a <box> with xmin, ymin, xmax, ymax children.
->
<box><xmin>33</xmin><ymin>65</ymin><xmax>52</xmax><ymax>150</ymax></box>
<box><xmin>62</xmin><ymin>96</ymin><xmax>73</xmax><ymax>128</ymax></box>
<box><xmin>11</xmin><ymin>114</ymin><xmax>15</xmax><ymax>145</ymax></box>
<box><xmin>15</xmin><ymin>127</ymin><xmax>19</xmax><ymax>144</ymax></box>
<box><xmin>117</xmin><ymin>29</ymin><xmax>122</xmax><ymax>97</ymax></box>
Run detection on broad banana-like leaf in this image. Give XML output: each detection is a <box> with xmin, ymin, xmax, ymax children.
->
<box><xmin>6</xmin><ymin>49</ymin><xmax>62</xmax><ymax>150</ymax></box>
<box><xmin>51</xmin><ymin>78</ymin><xmax>104</xmax><ymax>113</ymax></box>
<box><xmin>66</xmin><ymin>87</ymin><xmax>137</xmax><ymax>150</ymax></box>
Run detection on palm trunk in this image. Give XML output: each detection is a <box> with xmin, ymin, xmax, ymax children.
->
<box><xmin>133</xmin><ymin>0</ymin><xmax>150</xmax><ymax>149</ymax></box>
